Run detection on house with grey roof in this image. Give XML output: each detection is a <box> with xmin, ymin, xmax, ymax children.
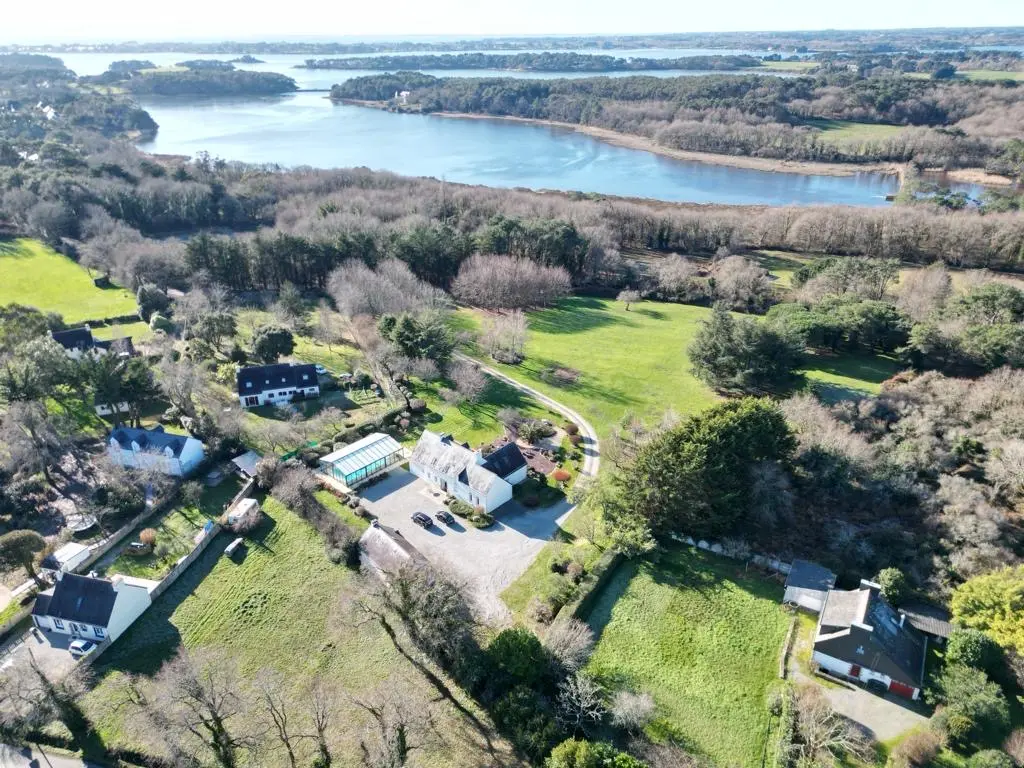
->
<box><xmin>236</xmin><ymin>363</ymin><xmax>319</xmax><ymax>408</ymax></box>
<box><xmin>32</xmin><ymin>572</ymin><xmax>158</xmax><ymax>643</ymax></box>
<box><xmin>107</xmin><ymin>425</ymin><xmax>205</xmax><ymax>476</ymax></box>
<box><xmin>813</xmin><ymin>579</ymin><xmax>928</xmax><ymax>699</ymax></box>
<box><xmin>784</xmin><ymin>559</ymin><xmax>837</xmax><ymax>613</ymax></box>
<box><xmin>409</xmin><ymin>431</ymin><xmax>527</xmax><ymax>513</ymax></box>
<box><xmin>50</xmin><ymin>326</ymin><xmax>134</xmax><ymax>361</ymax></box>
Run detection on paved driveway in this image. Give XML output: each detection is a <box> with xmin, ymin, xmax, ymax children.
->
<box><xmin>359</xmin><ymin>469</ymin><xmax>572</xmax><ymax>623</ymax></box>
<box><xmin>821</xmin><ymin>681</ymin><xmax>928</xmax><ymax>742</ymax></box>
<box><xmin>0</xmin><ymin>628</ymin><xmax>78</xmax><ymax>681</ymax></box>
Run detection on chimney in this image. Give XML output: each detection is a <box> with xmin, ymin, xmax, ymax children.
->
<box><xmin>899</xmin><ymin>612</ymin><xmax>906</xmax><ymax>627</ymax></box>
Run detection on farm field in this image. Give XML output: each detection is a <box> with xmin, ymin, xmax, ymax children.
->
<box><xmin>584</xmin><ymin>545</ymin><xmax>790</xmax><ymax>768</ymax></box>
<box><xmin>0</xmin><ymin>238</ymin><xmax>137</xmax><ymax>323</ymax></box>
<box><xmin>809</xmin><ymin>119</ymin><xmax>909</xmax><ymax>144</ymax></box>
<box><xmin>98</xmin><ymin>477</ymin><xmax>242</xmax><ymax>580</ymax></box>
<box><xmin>83</xmin><ymin>497</ymin><xmax>510</xmax><ymax>766</ymax></box>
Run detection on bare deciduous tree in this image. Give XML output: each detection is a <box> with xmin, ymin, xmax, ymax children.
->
<box><xmin>711</xmin><ymin>256</ymin><xmax>773</xmax><ymax>313</ymax></box>
<box><xmin>0</xmin><ymin>400</ymin><xmax>72</xmax><ymax>488</ymax></box>
<box><xmin>451</xmin><ymin>254</ymin><xmax>571</xmax><ymax>309</ymax></box>
<box><xmin>480</xmin><ymin>310</ymin><xmax>529</xmax><ymax>363</ymax></box>
<box><xmin>555</xmin><ymin>672</ymin><xmax>606</xmax><ymax>736</ymax></box>
<box><xmin>617</xmin><ymin>289</ymin><xmax>641</xmax><ymax>310</ymax></box>
<box><xmin>328</xmin><ymin>259</ymin><xmax>447</xmax><ymax>318</ymax></box>
<box><xmin>156</xmin><ymin>354</ymin><xmax>208</xmax><ymax>420</ymax></box>
<box><xmin>353</xmin><ymin>681</ymin><xmax>431</xmax><ymax>768</ymax></box>
<box><xmin>610</xmin><ymin>690</ymin><xmax>656</xmax><ymax>734</ymax></box>
<box><xmin>542</xmin><ymin>619</ymin><xmax>595</xmax><ymax>673</ymax></box>
<box><xmin>143</xmin><ymin>648</ymin><xmax>257</xmax><ymax>768</ymax></box>
<box><xmin>655</xmin><ymin>254</ymin><xmax>703</xmax><ymax>301</ymax></box>
<box><xmin>793</xmin><ymin>687</ymin><xmax>872</xmax><ymax>768</ymax></box>
<box><xmin>897</xmin><ymin>263</ymin><xmax>952</xmax><ymax>322</ymax></box>
<box><xmin>450</xmin><ymin>361</ymin><xmax>487</xmax><ymax>404</ymax></box>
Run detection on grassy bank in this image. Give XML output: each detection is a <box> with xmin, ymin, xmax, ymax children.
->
<box><xmin>585</xmin><ymin>545</ymin><xmax>790</xmax><ymax>768</ymax></box>
<box><xmin>83</xmin><ymin>497</ymin><xmax>511</xmax><ymax>765</ymax></box>
<box><xmin>0</xmin><ymin>238</ymin><xmax>137</xmax><ymax>323</ymax></box>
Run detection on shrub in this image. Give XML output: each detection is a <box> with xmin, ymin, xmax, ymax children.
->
<box><xmin>149</xmin><ymin>312</ymin><xmax>174</xmax><ymax>333</ymax></box>
<box><xmin>547</xmin><ymin>738</ymin><xmax>647</xmax><ymax>768</ymax></box>
<box><xmin>523</xmin><ymin>494</ymin><xmax>540</xmax><ymax>508</ymax></box>
<box><xmin>610</xmin><ymin>690</ymin><xmax>656</xmax><ymax>734</ymax></box>
<box><xmin>947</xmin><ymin>629</ymin><xmax>1004</xmax><ymax>678</ymax></box>
<box><xmin>1003</xmin><ymin>728</ymin><xmax>1024</xmax><ymax>767</ymax></box>
<box><xmin>563</xmin><ymin>422</ymin><xmax>579</xmax><ymax>436</ymax></box>
<box><xmin>565</xmin><ymin>562</ymin><xmax>585</xmax><ymax>583</ymax></box>
<box><xmin>875</xmin><ymin>567</ymin><xmax>909</xmax><ymax>606</ymax></box>
<box><xmin>552</xmin><ymin>469</ymin><xmax>572</xmax><ymax>483</ymax></box>
<box><xmin>968</xmin><ymin>751</ymin><xmax>1015</xmax><ymax>768</ymax></box>
<box><xmin>929</xmin><ymin>664</ymin><xmax>1011</xmax><ymax>750</ymax></box>
<box><xmin>889</xmin><ymin>729</ymin><xmax>944</xmax><ymax>768</ymax></box>
<box><xmin>519</xmin><ymin>419</ymin><xmax>556</xmax><ymax>443</ymax></box>
<box><xmin>568</xmin><ymin>433</ymin><xmax>583</xmax><ymax>446</ymax></box>
<box><xmin>491</xmin><ymin>685</ymin><xmax>563</xmax><ymax>764</ymax></box>
<box><xmin>139</xmin><ymin>528</ymin><xmax>157</xmax><ymax>546</ymax></box>
<box><xmin>528</xmin><ymin>596</ymin><xmax>556</xmax><ymax>624</ymax></box>
<box><xmin>448</xmin><ymin>497</ymin><xmax>475</xmax><ymax>517</ymax></box>
<box><xmin>488</xmin><ymin>627</ymin><xmax>549</xmax><ymax>688</ymax></box>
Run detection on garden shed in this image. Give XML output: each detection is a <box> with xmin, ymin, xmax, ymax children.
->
<box><xmin>783</xmin><ymin>559</ymin><xmax>837</xmax><ymax>613</ymax></box>
<box><xmin>319</xmin><ymin>433</ymin><xmax>404</xmax><ymax>488</ymax></box>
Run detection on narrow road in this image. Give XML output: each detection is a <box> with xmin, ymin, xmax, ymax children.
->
<box><xmin>0</xmin><ymin>743</ymin><xmax>103</xmax><ymax>768</ymax></box>
<box><xmin>457</xmin><ymin>353</ymin><xmax>601</xmax><ymax>479</ymax></box>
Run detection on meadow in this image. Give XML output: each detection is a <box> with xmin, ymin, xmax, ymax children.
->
<box><xmin>809</xmin><ymin>119</ymin><xmax>909</xmax><ymax>144</ymax></box>
<box><xmin>584</xmin><ymin>545</ymin><xmax>790</xmax><ymax>768</ymax></box>
<box><xmin>83</xmin><ymin>496</ymin><xmax>511</xmax><ymax>766</ymax></box>
<box><xmin>0</xmin><ymin>238</ymin><xmax>137</xmax><ymax>323</ymax></box>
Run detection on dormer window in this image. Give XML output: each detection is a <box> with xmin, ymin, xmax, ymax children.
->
<box><xmin>245</xmin><ymin>382</ymin><xmax>252</xmax><ymax>389</ymax></box>
<box><xmin>301</xmin><ymin>374</ymin><xmax>308</xmax><ymax>381</ymax></box>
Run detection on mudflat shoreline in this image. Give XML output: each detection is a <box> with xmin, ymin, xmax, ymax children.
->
<box><xmin>336</xmin><ymin>98</ymin><xmax>1011</xmax><ymax>185</ymax></box>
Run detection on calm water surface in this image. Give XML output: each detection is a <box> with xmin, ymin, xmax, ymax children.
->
<box><xmin>137</xmin><ymin>93</ymin><xmax>904</xmax><ymax>206</ymax></box>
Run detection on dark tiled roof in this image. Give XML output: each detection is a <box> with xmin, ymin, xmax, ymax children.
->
<box><xmin>899</xmin><ymin>602</ymin><xmax>954</xmax><ymax>639</ymax></box>
<box><xmin>482</xmin><ymin>443</ymin><xmax>528</xmax><ymax>479</ymax></box>
<box><xmin>109</xmin><ymin>425</ymin><xmax>191</xmax><ymax>458</ymax></box>
<box><xmin>815</xmin><ymin>584</ymin><xmax>927</xmax><ymax>688</ymax></box>
<box><xmin>785</xmin><ymin>559</ymin><xmax>837</xmax><ymax>593</ymax></box>
<box><xmin>236</xmin><ymin>364</ymin><xmax>318</xmax><ymax>395</ymax></box>
<box><xmin>32</xmin><ymin>573</ymin><xmax>116</xmax><ymax>627</ymax></box>
<box><xmin>51</xmin><ymin>326</ymin><xmax>95</xmax><ymax>351</ymax></box>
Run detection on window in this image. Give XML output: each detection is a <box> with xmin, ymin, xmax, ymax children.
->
<box><xmin>94</xmin><ymin>627</ymin><xmax>106</xmax><ymax>639</ymax></box>
<box><xmin>245</xmin><ymin>381</ymin><xmax>252</xmax><ymax>389</ymax></box>
<box><xmin>244</xmin><ymin>395</ymin><xmax>259</xmax><ymax>407</ymax></box>
<box><xmin>53</xmin><ymin>618</ymin><xmax>65</xmax><ymax>629</ymax></box>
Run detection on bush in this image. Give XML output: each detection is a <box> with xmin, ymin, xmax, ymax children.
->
<box><xmin>876</xmin><ymin>567</ymin><xmax>909</xmax><ymax>606</ymax></box>
<box><xmin>528</xmin><ymin>596</ymin><xmax>556</xmax><ymax>624</ymax></box>
<box><xmin>947</xmin><ymin>629</ymin><xmax>1004</xmax><ymax>678</ymax></box>
<box><xmin>519</xmin><ymin>419</ymin><xmax>556</xmax><ymax>443</ymax></box>
<box><xmin>929</xmin><ymin>664</ymin><xmax>1010</xmax><ymax>750</ymax></box>
<box><xmin>889</xmin><ymin>729</ymin><xmax>944</xmax><ymax>768</ymax></box>
<box><xmin>1003</xmin><ymin>729</ymin><xmax>1024</xmax><ymax>767</ymax></box>
<box><xmin>552</xmin><ymin>469</ymin><xmax>572</xmax><ymax>483</ymax></box>
<box><xmin>448</xmin><ymin>497</ymin><xmax>475</xmax><ymax>517</ymax></box>
<box><xmin>139</xmin><ymin>528</ymin><xmax>157</xmax><ymax>546</ymax></box>
<box><xmin>967</xmin><ymin>751</ymin><xmax>1015</xmax><ymax>768</ymax></box>
<box><xmin>488</xmin><ymin>627</ymin><xmax>550</xmax><ymax>688</ymax></box>
<box><xmin>546</xmin><ymin>738</ymin><xmax>648</xmax><ymax>768</ymax></box>
<box><xmin>491</xmin><ymin>685</ymin><xmax>563</xmax><ymax>764</ymax></box>
<box><xmin>563</xmin><ymin>423</ymin><xmax>579</xmax><ymax>436</ymax></box>
<box><xmin>149</xmin><ymin>312</ymin><xmax>173</xmax><ymax>333</ymax></box>
<box><xmin>568</xmin><ymin>433</ymin><xmax>583</xmax><ymax>446</ymax></box>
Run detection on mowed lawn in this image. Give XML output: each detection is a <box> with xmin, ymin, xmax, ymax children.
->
<box><xmin>0</xmin><ymin>238</ymin><xmax>137</xmax><ymax>323</ymax></box>
<box><xmin>462</xmin><ymin>298</ymin><xmax>719</xmax><ymax>441</ymax></box>
<box><xmin>84</xmin><ymin>497</ymin><xmax>509</xmax><ymax>766</ymax></box>
<box><xmin>809</xmin><ymin>119</ymin><xmax>909</xmax><ymax>144</ymax></box>
<box><xmin>585</xmin><ymin>545</ymin><xmax>790</xmax><ymax>768</ymax></box>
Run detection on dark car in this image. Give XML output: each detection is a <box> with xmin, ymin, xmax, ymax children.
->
<box><xmin>435</xmin><ymin>510</ymin><xmax>455</xmax><ymax>525</ymax></box>
<box><xmin>411</xmin><ymin>511</ymin><xmax>434</xmax><ymax>529</ymax></box>
<box><xmin>865</xmin><ymin>679</ymin><xmax>889</xmax><ymax>695</ymax></box>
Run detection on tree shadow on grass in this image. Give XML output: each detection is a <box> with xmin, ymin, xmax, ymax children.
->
<box><xmin>632</xmin><ymin>307</ymin><xmax>667</xmax><ymax>320</ymax></box>
<box><xmin>527</xmin><ymin>296</ymin><xmax>637</xmax><ymax>336</ymax></box>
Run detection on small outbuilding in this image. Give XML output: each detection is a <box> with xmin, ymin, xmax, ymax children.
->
<box><xmin>784</xmin><ymin>559</ymin><xmax>837</xmax><ymax>613</ymax></box>
<box><xmin>231</xmin><ymin>450</ymin><xmax>262</xmax><ymax>479</ymax></box>
<box><xmin>319</xmin><ymin>433</ymin><xmax>404</xmax><ymax>488</ymax></box>
<box><xmin>40</xmin><ymin>542</ymin><xmax>92</xmax><ymax>575</ymax></box>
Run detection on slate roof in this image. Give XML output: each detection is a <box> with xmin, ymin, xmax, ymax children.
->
<box><xmin>236</xmin><ymin>363</ymin><xmax>318</xmax><ymax>395</ymax></box>
<box><xmin>482</xmin><ymin>443</ymin><xmax>527</xmax><ymax>479</ymax></box>
<box><xmin>785</xmin><ymin>559</ymin><xmax>837</xmax><ymax>593</ymax></box>
<box><xmin>32</xmin><ymin>573</ymin><xmax>117</xmax><ymax>627</ymax></box>
<box><xmin>51</xmin><ymin>326</ymin><xmax>95</xmax><ymax>351</ymax></box>
<box><xmin>231</xmin><ymin>450</ymin><xmax>262</xmax><ymax>478</ymax></box>
<box><xmin>815</xmin><ymin>582</ymin><xmax>927</xmax><ymax>688</ymax></box>
<box><xmin>109</xmin><ymin>425</ymin><xmax>192</xmax><ymax>457</ymax></box>
<box><xmin>899</xmin><ymin>601</ymin><xmax>954</xmax><ymax>639</ymax></box>
<box><xmin>411</xmin><ymin>431</ymin><xmax>503</xmax><ymax>495</ymax></box>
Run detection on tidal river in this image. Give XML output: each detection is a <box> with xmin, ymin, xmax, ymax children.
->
<box><xmin>136</xmin><ymin>92</ymin><xmax>916</xmax><ymax>206</ymax></box>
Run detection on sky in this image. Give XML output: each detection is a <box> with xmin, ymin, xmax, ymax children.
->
<box><xmin>1</xmin><ymin>0</ymin><xmax>1023</xmax><ymax>44</ymax></box>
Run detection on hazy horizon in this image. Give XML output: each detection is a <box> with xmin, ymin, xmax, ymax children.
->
<box><xmin>2</xmin><ymin>0</ymin><xmax>1022</xmax><ymax>46</ymax></box>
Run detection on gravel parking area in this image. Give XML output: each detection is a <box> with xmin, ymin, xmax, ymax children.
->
<box><xmin>359</xmin><ymin>469</ymin><xmax>572</xmax><ymax>623</ymax></box>
<box><xmin>0</xmin><ymin>627</ymin><xmax>78</xmax><ymax>681</ymax></box>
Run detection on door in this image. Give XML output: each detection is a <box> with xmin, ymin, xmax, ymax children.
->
<box><xmin>889</xmin><ymin>680</ymin><xmax>916</xmax><ymax>699</ymax></box>
<box><xmin>848</xmin><ymin>664</ymin><xmax>861</xmax><ymax>679</ymax></box>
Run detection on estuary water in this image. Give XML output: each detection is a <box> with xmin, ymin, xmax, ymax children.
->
<box><xmin>136</xmin><ymin>92</ymin><xmax>908</xmax><ymax>207</ymax></box>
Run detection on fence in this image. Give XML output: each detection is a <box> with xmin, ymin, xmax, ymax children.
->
<box><xmin>76</xmin><ymin>489</ymin><xmax>181</xmax><ymax>575</ymax></box>
<box><xmin>668</xmin><ymin>533</ymin><xmax>793</xmax><ymax>576</ymax></box>
<box><xmin>149</xmin><ymin>522</ymin><xmax>224</xmax><ymax>602</ymax></box>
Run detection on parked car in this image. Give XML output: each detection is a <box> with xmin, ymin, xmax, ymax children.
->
<box><xmin>435</xmin><ymin>510</ymin><xmax>455</xmax><ymax>525</ymax></box>
<box><xmin>314</xmin><ymin>364</ymin><xmax>328</xmax><ymax>375</ymax></box>
<box><xmin>69</xmin><ymin>639</ymin><xmax>97</xmax><ymax>658</ymax></box>
<box><xmin>865</xmin><ymin>679</ymin><xmax>888</xmax><ymax>695</ymax></box>
<box><xmin>411</xmin><ymin>511</ymin><xmax>433</xmax><ymax>529</ymax></box>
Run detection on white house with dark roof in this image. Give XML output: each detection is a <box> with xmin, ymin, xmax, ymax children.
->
<box><xmin>409</xmin><ymin>431</ymin><xmax>527</xmax><ymax>513</ymax></box>
<box><xmin>107</xmin><ymin>425</ymin><xmax>205</xmax><ymax>476</ymax></box>
<box><xmin>236</xmin><ymin>363</ymin><xmax>319</xmax><ymax>408</ymax></box>
<box><xmin>31</xmin><ymin>572</ymin><xmax>158</xmax><ymax>643</ymax></box>
<box><xmin>812</xmin><ymin>579</ymin><xmax>928</xmax><ymax>699</ymax></box>
<box><xmin>50</xmin><ymin>326</ymin><xmax>134</xmax><ymax>360</ymax></box>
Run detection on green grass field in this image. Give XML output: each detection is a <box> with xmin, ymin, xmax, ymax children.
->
<box><xmin>84</xmin><ymin>497</ymin><xmax>508</xmax><ymax>765</ymax></box>
<box><xmin>809</xmin><ymin>119</ymin><xmax>909</xmax><ymax>144</ymax></box>
<box><xmin>802</xmin><ymin>351</ymin><xmax>902</xmax><ymax>402</ymax></box>
<box><xmin>759</xmin><ymin>60</ymin><xmax>817</xmax><ymax>72</ymax></box>
<box><xmin>90</xmin><ymin>320</ymin><xmax>152</xmax><ymax>343</ymax></box>
<box><xmin>585</xmin><ymin>545</ymin><xmax>790</xmax><ymax>768</ymax></box>
<box><xmin>461</xmin><ymin>298</ymin><xmax>720</xmax><ymax>441</ymax></box>
<box><xmin>958</xmin><ymin>69</ymin><xmax>1024</xmax><ymax>81</ymax></box>
<box><xmin>0</xmin><ymin>239</ymin><xmax>137</xmax><ymax>323</ymax></box>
